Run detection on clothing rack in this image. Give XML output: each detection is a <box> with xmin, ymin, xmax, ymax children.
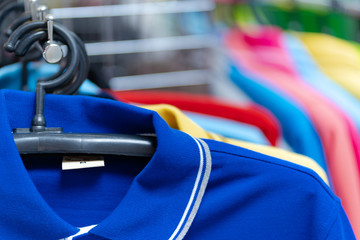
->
<box><xmin>109</xmin><ymin>69</ymin><xmax>212</xmax><ymax>90</ymax></box>
<box><xmin>84</xmin><ymin>35</ymin><xmax>217</xmax><ymax>56</ymax></box>
<box><xmin>50</xmin><ymin>1</ymin><xmax>215</xmax><ymax>19</ymax></box>
<box><xmin>43</xmin><ymin>0</ymin><xmax>218</xmax><ymax>92</ymax></box>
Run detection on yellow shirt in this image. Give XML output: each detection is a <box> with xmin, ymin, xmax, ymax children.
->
<box><xmin>299</xmin><ymin>33</ymin><xmax>360</xmax><ymax>101</ymax></box>
<box><xmin>142</xmin><ymin>104</ymin><xmax>329</xmax><ymax>185</ymax></box>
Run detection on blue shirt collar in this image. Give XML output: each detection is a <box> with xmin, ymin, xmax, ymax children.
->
<box><xmin>0</xmin><ymin>90</ymin><xmax>211</xmax><ymax>240</ymax></box>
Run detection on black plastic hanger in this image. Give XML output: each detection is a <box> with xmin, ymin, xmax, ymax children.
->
<box><xmin>0</xmin><ymin>0</ymin><xmax>41</xmax><ymax>89</ymax></box>
<box><xmin>0</xmin><ymin>0</ymin><xmax>24</xmax><ymax>67</ymax></box>
<box><xmin>5</xmin><ymin>16</ymin><xmax>156</xmax><ymax>158</ymax></box>
<box><xmin>3</xmin><ymin>2</ymin><xmax>109</xmax><ymax>93</ymax></box>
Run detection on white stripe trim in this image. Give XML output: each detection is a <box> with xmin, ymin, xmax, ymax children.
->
<box><xmin>169</xmin><ymin>136</ymin><xmax>211</xmax><ymax>240</ymax></box>
<box><xmin>169</xmin><ymin>136</ymin><xmax>203</xmax><ymax>240</ymax></box>
<box><xmin>60</xmin><ymin>225</ymin><xmax>97</xmax><ymax>240</ymax></box>
<box><xmin>176</xmin><ymin>138</ymin><xmax>212</xmax><ymax>240</ymax></box>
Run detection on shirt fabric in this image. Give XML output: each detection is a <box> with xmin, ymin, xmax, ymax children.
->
<box><xmin>227</xmin><ymin>57</ymin><xmax>327</xmax><ymax>171</ymax></box>
<box><xmin>184</xmin><ymin>111</ymin><xmax>270</xmax><ymax>145</ymax></box>
<box><xmin>0</xmin><ymin>62</ymin><xmax>100</xmax><ymax>95</ymax></box>
<box><xmin>283</xmin><ymin>33</ymin><xmax>360</xmax><ymax>132</ymax></box>
<box><xmin>142</xmin><ymin>104</ymin><xmax>328</xmax><ymax>185</ymax></box>
<box><xmin>0</xmin><ymin>89</ymin><xmax>354</xmax><ymax>239</ymax></box>
<box><xmin>299</xmin><ymin>33</ymin><xmax>360</xmax><ymax>101</ymax></box>
<box><xmin>107</xmin><ymin>90</ymin><xmax>281</xmax><ymax>146</ymax></box>
<box><xmin>226</xmin><ymin>27</ymin><xmax>360</xmax><ymax>237</ymax></box>
<box><xmin>283</xmin><ymin>33</ymin><xmax>360</xmax><ymax>177</ymax></box>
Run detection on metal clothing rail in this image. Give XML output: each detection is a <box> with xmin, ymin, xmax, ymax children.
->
<box><xmin>85</xmin><ymin>35</ymin><xmax>217</xmax><ymax>56</ymax></box>
<box><xmin>109</xmin><ymin>69</ymin><xmax>212</xmax><ymax>90</ymax></box>
<box><xmin>50</xmin><ymin>1</ymin><xmax>215</xmax><ymax>19</ymax></box>
<box><xmin>48</xmin><ymin>0</ymin><xmax>217</xmax><ymax>91</ymax></box>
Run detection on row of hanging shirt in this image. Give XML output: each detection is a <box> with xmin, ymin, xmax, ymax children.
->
<box><xmin>221</xmin><ymin>26</ymin><xmax>360</xmax><ymax>237</ymax></box>
<box><xmin>0</xmin><ymin>1</ymin><xmax>357</xmax><ymax>240</ymax></box>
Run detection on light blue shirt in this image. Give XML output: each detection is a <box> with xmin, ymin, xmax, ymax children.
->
<box><xmin>0</xmin><ymin>62</ymin><xmax>100</xmax><ymax>95</ymax></box>
<box><xmin>185</xmin><ymin>111</ymin><xmax>270</xmax><ymax>145</ymax></box>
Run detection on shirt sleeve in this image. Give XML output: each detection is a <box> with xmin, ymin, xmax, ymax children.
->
<box><xmin>326</xmin><ymin>206</ymin><xmax>356</xmax><ymax>240</ymax></box>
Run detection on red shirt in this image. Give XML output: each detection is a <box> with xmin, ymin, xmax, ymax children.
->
<box><xmin>106</xmin><ymin>90</ymin><xmax>281</xmax><ymax>146</ymax></box>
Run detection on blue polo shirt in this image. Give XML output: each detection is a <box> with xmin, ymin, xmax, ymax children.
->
<box><xmin>228</xmin><ymin>60</ymin><xmax>327</xmax><ymax>173</ymax></box>
<box><xmin>0</xmin><ymin>90</ymin><xmax>354</xmax><ymax>239</ymax></box>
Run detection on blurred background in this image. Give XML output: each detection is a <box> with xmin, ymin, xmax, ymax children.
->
<box><xmin>29</xmin><ymin>0</ymin><xmax>360</xmax><ymax>94</ymax></box>
<box><xmin>42</xmin><ymin>0</ymin><xmax>217</xmax><ymax>93</ymax></box>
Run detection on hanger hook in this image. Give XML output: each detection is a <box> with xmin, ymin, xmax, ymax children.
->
<box><xmin>4</xmin><ymin>20</ymin><xmax>80</xmax><ymax>132</ymax></box>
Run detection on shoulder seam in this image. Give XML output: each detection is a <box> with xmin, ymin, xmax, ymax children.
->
<box><xmin>324</xmin><ymin>202</ymin><xmax>345</xmax><ymax>240</ymax></box>
<box><xmin>212</xmin><ymin>149</ymin><xmax>338</xmax><ymax>201</ymax></box>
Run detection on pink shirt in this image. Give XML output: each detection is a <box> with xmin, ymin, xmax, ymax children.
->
<box><xmin>226</xmin><ymin>27</ymin><xmax>360</xmax><ymax>236</ymax></box>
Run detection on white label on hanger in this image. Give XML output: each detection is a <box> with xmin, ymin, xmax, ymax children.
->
<box><xmin>62</xmin><ymin>156</ymin><xmax>105</xmax><ymax>170</ymax></box>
